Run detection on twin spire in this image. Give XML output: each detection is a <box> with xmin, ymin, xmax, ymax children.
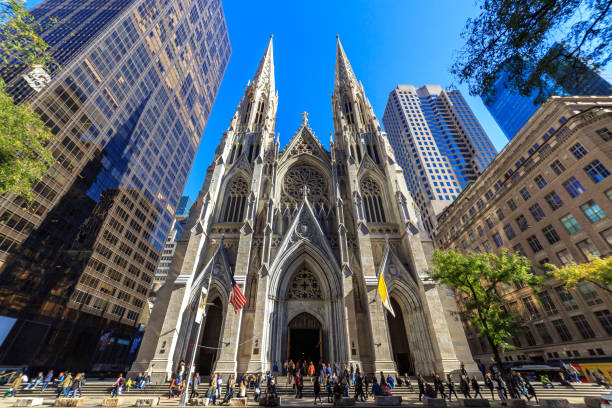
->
<box><xmin>251</xmin><ymin>35</ymin><xmax>275</xmax><ymax>91</ymax></box>
<box><xmin>248</xmin><ymin>35</ymin><xmax>358</xmax><ymax>96</ymax></box>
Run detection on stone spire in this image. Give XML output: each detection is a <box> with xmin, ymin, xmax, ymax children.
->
<box><xmin>252</xmin><ymin>35</ymin><xmax>275</xmax><ymax>92</ymax></box>
<box><xmin>335</xmin><ymin>36</ymin><xmax>357</xmax><ymax>92</ymax></box>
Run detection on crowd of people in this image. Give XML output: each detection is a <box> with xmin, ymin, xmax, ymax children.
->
<box><xmin>1</xmin><ymin>370</ymin><xmax>86</xmax><ymax>398</ymax></box>
<box><xmin>3</xmin><ymin>357</ymin><xmax>611</xmax><ymax>405</ymax></box>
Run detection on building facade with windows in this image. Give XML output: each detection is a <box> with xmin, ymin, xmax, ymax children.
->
<box><xmin>130</xmin><ymin>37</ymin><xmax>478</xmax><ymax>380</ymax></box>
<box><xmin>482</xmin><ymin>44</ymin><xmax>612</xmax><ymax>140</ymax></box>
<box><xmin>0</xmin><ymin>0</ymin><xmax>230</xmax><ymax>371</ymax></box>
<box><xmin>382</xmin><ymin>85</ymin><xmax>497</xmax><ymax>234</ymax></box>
<box><xmin>434</xmin><ymin>96</ymin><xmax>612</xmax><ymax>368</ymax></box>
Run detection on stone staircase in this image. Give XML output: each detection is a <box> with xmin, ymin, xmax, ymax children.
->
<box><xmin>1</xmin><ymin>378</ymin><xmax>609</xmax><ymax>406</ymax></box>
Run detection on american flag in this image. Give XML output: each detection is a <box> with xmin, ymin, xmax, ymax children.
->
<box><xmin>229</xmin><ymin>274</ymin><xmax>247</xmax><ymax>313</ymax></box>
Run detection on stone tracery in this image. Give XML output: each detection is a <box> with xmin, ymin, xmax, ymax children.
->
<box><xmin>281</xmin><ymin>165</ymin><xmax>329</xmax><ymax>207</ymax></box>
<box><xmin>287</xmin><ymin>267</ymin><xmax>323</xmax><ymax>300</ymax></box>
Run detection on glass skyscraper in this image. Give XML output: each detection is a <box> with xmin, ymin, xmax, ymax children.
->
<box><xmin>0</xmin><ymin>0</ymin><xmax>229</xmax><ymax>370</ymax></box>
<box><xmin>383</xmin><ymin>85</ymin><xmax>497</xmax><ymax>234</ymax></box>
<box><xmin>483</xmin><ymin>44</ymin><xmax>612</xmax><ymax>140</ymax></box>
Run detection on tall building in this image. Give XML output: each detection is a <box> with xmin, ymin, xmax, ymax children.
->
<box><xmin>0</xmin><ymin>0</ymin><xmax>230</xmax><ymax>371</ymax></box>
<box><xmin>382</xmin><ymin>85</ymin><xmax>497</xmax><ymax>234</ymax></box>
<box><xmin>175</xmin><ymin>196</ymin><xmax>192</xmax><ymax>217</ymax></box>
<box><xmin>130</xmin><ymin>37</ymin><xmax>477</xmax><ymax>380</ymax></box>
<box><xmin>483</xmin><ymin>44</ymin><xmax>612</xmax><ymax>140</ymax></box>
<box><xmin>153</xmin><ymin>215</ymin><xmax>188</xmax><ymax>292</ymax></box>
<box><xmin>434</xmin><ymin>96</ymin><xmax>612</xmax><ymax>374</ymax></box>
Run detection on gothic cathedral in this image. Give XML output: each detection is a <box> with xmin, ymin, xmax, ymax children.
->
<box><xmin>132</xmin><ymin>37</ymin><xmax>477</xmax><ymax>379</ymax></box>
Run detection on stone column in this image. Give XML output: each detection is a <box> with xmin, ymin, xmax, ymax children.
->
<box><xmin>214</xmin><ymin>278</ymin><xmax>245</xmax><ymax>374</ymax></box>
<box><xmin>245</xmin><ymin>273</ymin><xmax>269</xmax><ymax>372</ymax></box>
<box><xmin>342</xmin><ymin>273</ymin><xmax>361</xmax><ymax>367</ymax></box>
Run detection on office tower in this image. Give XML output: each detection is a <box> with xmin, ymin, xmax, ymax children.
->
<box><xmin>483</xmin><ymin>44</ymin><xmax>612</xmax><ymax>140</ymax></box>
<box><xmin>0</xmin><ymin>0</ymin><xmax>230</xmax><ymax>371</ymax></box>
<box><xmin>435</xmin><ymin>96</ymin><xmax>612</xmax><ymax>370</ymax></box>
<box><xmin>175</xmin><ymin>196</ymin><xmax>192</xmax><ymax>217</ymax></box>
<box><xmin>130</xmin><ymin>37</ymin><xmax>477</xmax><ymax>381</ymax></box>
<box><xmin>382</xmin><ymin>85</ymin><xmax>497</xmax><ymax>234</ymax></box>
<box><xmin>152</xmin><ymin>215</ymin><xmax>188</xmax><ymax>293</ymax></box>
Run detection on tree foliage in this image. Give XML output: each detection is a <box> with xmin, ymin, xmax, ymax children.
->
<box><xmin>0</xmin><ymin>0</ymin><xmax>55</xmax><ymax>69</ymax></box>
<box><xmin>0</xmin><ymin>0</ymin><xmax>57</xmax><ymax>200</ymax></box>
<box><xmin>429</xmin><ymin>249</ymin><xmax>541</xmax><ymax>372</ymax></box>
<box><xmin>547</xmin><ymin>255</ymin><xmax>612</xmax><ymax>294</ymax></box>
<box><xmin>451</xmin><ymin>0</ymin><xmax>612</xmax><ymax>104</ymax></box>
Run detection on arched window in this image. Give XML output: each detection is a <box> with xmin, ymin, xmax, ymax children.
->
<box><xmin>361</xmin><ymin>177</ymin><xmax>386</xmax><ymax>223</ymax></box>
<box><xmin>222</xmin><ymin>177</ymin><xmax>249</xmax><ymax>222</ymax></box>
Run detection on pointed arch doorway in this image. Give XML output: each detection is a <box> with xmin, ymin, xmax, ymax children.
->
<box><xmin>196</xmin><ymin>297</ymin><xmax>223</xmax><ymax>375</ymax></box>
<box><xmin>287</xmin><ymin>312</ymin><xmax>322</xmax><ymax>363</ymax></box>
<box><xmin>386</xmin><ymin>298</ymin><xmax>415</xmax><ymax>375</ymax></box>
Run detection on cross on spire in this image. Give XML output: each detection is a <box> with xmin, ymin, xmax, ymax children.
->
<box><xmin>301</xmin><ymin>111</ymin><xmax>309</xmax><ymax>125</ymax></box>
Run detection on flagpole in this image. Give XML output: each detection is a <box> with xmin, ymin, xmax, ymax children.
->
<box><xmin>180</xmin><ymin>272</ymin><xmax>213</xmax><ymax>406</ymax></box>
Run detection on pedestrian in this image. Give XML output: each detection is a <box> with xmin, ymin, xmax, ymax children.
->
<box><xmin>254</xmin><ymin>373</ymin><xmax>262</xmax><ymax>402</ymax></box>
<box><xmin>206</xmin><ymin>381</ymin><xmax>217</xmax><ymax>405</ymax></box>
<box><xmin>326</xmin><ymin>375</ymin><xmax>333</xmax><ymax>403</ymax></box>
<box><xmin>525</xmin><ymin>378</ymin><xmax>538</xmax><ymax>403</ymax></box>
<box><xmin>58</xmin><ymin>372</ymin><xmax>73</xmax><ymax>398</ymax></box>
<box><xmin>190</xmin><ymin>372</ymin><xmax>200</xmax><ymax>400</ymax></box>
<box><xmin>308</xmin><ymin>361</ymin><xmax>315</xmax><ymax>384</ymax></box>
<box><xmin>354</xmin><ymin>374</ymin><xmax>365</xmax><ymax>401</ymax></box>
<box><xmin>485</xmin><ymin>372</ymin><xmax>495</xmax><ymax>399</ymax></box>
<box><xmin>111</xmin><ymin>373</ymin><xmax>123</xmax><ymax>398</ymax></box>
<box><xmin>472</xmin><ymin>375</ymin><xmax>483</xmax><ymax>399</ymax></box>
<box><xmin>540</xmin><ymin>374</ymin><xmax>554</xmax><ymax>389</ymax></box>
<box><xmin>176</xmin><ymin>359</ymin><xmax>186</xmax><ymax>382</ymax></box>
<box><xmin>272</xmin><ymin>361</ymin><xmax>279</xmax><ymax>379</ymax></box>
<box><xmin>216</xmin><ymin>373</ymin><xmax>223</xmax><ymax>399</ymax></box>
<box><xmin>314</xmin><ymin>376</ymin><xmax>322</xmax><ymax>404</ymax></box>
<box><xmin>371</xmin><ymin>377</ymin><xmax>381</xmax><ymax>396</ymax></box>
<box><xmin>435</xmin><ymin>374</ymin><xmax>446</xmax><ymax>399</ymax></box>
<box><xmin>404</xmin><ymin>373</ymin><xmax>414</xmax><ymax>391</ymax></box>
<box><xmin>70</xmin><ymin>373</ymin><xmax>85</xmax><ymax>398</ymax></box>
<box><xmin>221</xmin><ymin>374</ymin><xmax>234</xmax><ymax>404</ymax></box>
<box><xmin>460</xmin><ymin>362</ymin><xmax>468</xmax><ymax>377</ymax></box>
<box><xmin>41</xmin><ymin>370</ymin><xmax>54</xmax><ymax>392</ymax></box>
<box><xmin>6</xmin><ymin>373</ymin><xmax>22</xmax><ymax>398</ymax></box>
<box><xmin>417</xmin><ymin>374</ymin><xmax>425</xmax><ymax>401</ymax></box>
<box><xmin>26</xmin><ymin>372</ymin><xmax>43</xmax><ymax>389</ymax></box>
<box><xmin>364</xmin><ymin>373</ymin><xmax>371</xmax><ymax>398</ymax></box>
<box><xmin>446</xmin><ymin>374</ymin><xmax>459</xmax><ymax>401</ymax></box>
<box><xmin>460</xmin><ymin>375</ymin><xmax>472</xmax><ymax>398</ymax></box>
<box><xmin>295</xmin><ymin>371</ymin><xmax>303</xmax><ymax>398</ymax></box>
<box><xmin>145</xmin><ymin>364</ymin><xmax>154</xmax><ymax>385</ymax></box>
<box><xmin>239</xmin><ymin>375</ymin><xmax>247</xmax><ymax>398</ymax></box>
<box><xmin>349</xmin><ymin>363</ymin><xmax>355</xmax><ymax>385</ymax></box>
<box><xmin>494</xmin><ymin>373</ymin><xmax>507</xmax><ymax>405</ymax></box>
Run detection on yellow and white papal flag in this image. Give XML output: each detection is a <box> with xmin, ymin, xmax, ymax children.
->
<box><xmin>377</xmin><ymin>272</ymin><xmax>395</xmax><ymax>317</ymax></box>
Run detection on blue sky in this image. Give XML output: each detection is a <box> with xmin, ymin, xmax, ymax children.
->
<box><xmin>27</xmin><ymin>0</ymin><xmax>509</xmax><ymax>201</ymax></box>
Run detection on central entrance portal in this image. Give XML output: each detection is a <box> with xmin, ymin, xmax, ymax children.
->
<box><xmin>288</xmin><ymin>312</ymin><xmax>322</xmax><ymax>362</ymax></box>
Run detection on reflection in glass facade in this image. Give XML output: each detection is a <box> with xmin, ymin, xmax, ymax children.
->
<box><xmin>0</xmin><ymin>0</ymin><xmax>229</xmax><ymax>370</ymax></box>
<box><xmin>483</xmin><ymin>44</ymin><xmax>612</xmax><ymax>140</ymax></box>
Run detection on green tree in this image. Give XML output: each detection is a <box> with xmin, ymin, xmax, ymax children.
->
<box><xmin>429</xmin><ymin>249</ymin><xmax>541</xmax><ymax>373</ymax></box>
<box><xmin>0</xmin><ymin>0</ymin><xmax>57</xmax><ymax>200</ymax></box>
<box><xmin>547</xmin><ymin>255</ymin><xmax>612</xmax><ymax>294</ymax></box>
<box><xmin>451</xmin><ymin>0</ymin><xmax>611</xmax><ymax>104</ymax></box>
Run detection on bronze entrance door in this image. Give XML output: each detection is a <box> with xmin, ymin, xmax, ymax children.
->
<box><xmin>287</xmin><ymin>312</ymin><xmax>322</xmax><ymax>363</ymax></box>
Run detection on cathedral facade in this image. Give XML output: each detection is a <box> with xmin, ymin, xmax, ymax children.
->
<box><xmin>131</xmin><ymin>37</ymin><xmax>477</xmax><ymax>380</ymax></box>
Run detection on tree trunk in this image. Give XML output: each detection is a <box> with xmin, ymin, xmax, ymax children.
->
<box><xmin>487</xmin><ymin>336</ymin><xmax>505</xmax><ymax>376</ymax></box>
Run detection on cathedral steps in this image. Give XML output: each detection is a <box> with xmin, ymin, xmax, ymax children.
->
<box><xmin>1</xmin><ymin>380</ymin><xmax>608</xmax><ymax>405</ymax></box>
